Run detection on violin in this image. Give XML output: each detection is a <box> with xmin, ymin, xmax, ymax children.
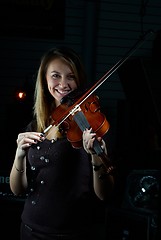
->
<box><xmin>46</xmin><ymin>91</ymin><xmax>114</xmax><ymax>175</ymax></box>
<box><xmin>43</xmin><ymin>30</ymin><xmax>154</xmax><ymax>175</ymax></box>
<box><xmin>52</xmin><ymin>93</ymin><xmax>109</xmax><ymax>148</ymax></box>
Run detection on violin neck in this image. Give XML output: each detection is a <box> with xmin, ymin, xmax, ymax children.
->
<box><xmin>93</xmin><ymin>139</ymin><xmax>114</xmax><ymax>172</ymax></box>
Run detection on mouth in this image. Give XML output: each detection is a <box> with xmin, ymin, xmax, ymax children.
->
<box><xmin>55</xmin><ymin>89</ymin><xmax>72</xmax><ymax>98</ymax></box>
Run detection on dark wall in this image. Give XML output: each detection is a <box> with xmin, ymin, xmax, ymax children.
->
<box><xmin>0</xmin><ymin>1</ymin><xmax>161</xmax><ymax>239</ymax></box>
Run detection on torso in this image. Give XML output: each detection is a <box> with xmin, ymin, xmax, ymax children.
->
<box><xmin>21</xmin><ymin>120</ymin><xmax>97</xmax><ymax>234</ymax></box>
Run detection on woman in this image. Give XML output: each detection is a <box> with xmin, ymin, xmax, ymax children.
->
<box><xmin>10</xmin><ymin>46</ymin><xmax>114</xmax><ymax>240</ymax></box>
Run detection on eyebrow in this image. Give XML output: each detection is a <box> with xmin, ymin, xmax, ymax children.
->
<box><xmin>50</xmin><ymin>70</ymin><xmax>59</xmax><ymax>73</ymax></box>
<box><xmin>50</xmin><ymin>70</ymin><xmax>74</xmax><ymax>75</ymax></box>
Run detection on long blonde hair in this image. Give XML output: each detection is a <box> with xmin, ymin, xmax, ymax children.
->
<box><xmin>33</xmin><ymin>47</ymin><xmax>87</xmax><ymax>132</ymax></box>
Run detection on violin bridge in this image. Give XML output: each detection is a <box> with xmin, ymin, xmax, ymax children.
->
<box><xmin>70</xmin><ymin>104</ymin><xmax>81</xmax><ymax>115</ymax></box>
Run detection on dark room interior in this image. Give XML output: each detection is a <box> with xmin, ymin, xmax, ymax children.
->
<box><xmin>0</xmin><ymin>1</ymin><xmax>160</xmax><ymax>239</ymax></box>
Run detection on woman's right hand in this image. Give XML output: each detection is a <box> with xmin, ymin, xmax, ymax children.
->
<box><xmin>16</xmin><ymin>132</ymin><xmax>45</xmax><ymax>158</ymax></box>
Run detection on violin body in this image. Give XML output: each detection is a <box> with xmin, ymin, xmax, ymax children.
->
<box><xmin>51</xmin><ymin>94</ymin><xmax>110</xmax><ymax>148</ymax></box>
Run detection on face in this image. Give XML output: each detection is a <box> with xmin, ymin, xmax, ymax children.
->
<box><xmin>46</xmin><ymin>58</ymin><xmax>78</xmax><ymax>106</ymax></box>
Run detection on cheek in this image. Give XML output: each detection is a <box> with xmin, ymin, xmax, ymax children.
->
<box><xmin>47</xmin><ymin>80</ymin><xmax>56</xmax><ymax>90</ymax></box>
<box><xmin>71</xmin><ymin>81</ymin><xmax>77</xmax><ymax>89</ymax></box>
<box><xmin>47</xmin><ymin>83</ymin><xmax>52</xmax><ymax>92</ymax></box>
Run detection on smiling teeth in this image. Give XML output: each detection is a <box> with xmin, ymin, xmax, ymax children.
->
<box><xmin>58</xmin><ymin>90</ymin><xmax>70</xmax><ymax>94</ymax></box>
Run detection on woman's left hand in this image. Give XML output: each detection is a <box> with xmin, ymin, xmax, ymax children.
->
<box><xmin>82</xmin><ymin>128</ymin><xmax>106</xmax><ymax>155</ymax></box>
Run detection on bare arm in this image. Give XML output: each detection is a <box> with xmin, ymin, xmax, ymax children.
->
<box><xmin>10</xmin><ymin>153</ymin><xmax>27</xmax><ymax>195</ymax></box>
<box><xmin>91</xmin><ymin>153</ymin><xmax>114</xmax><ymax>201</ymax></box>
<box><xmin>10</xmin><ymin>132</ymin><xmax>45</xmax><ymax>196</ymax></box>
<box><xmin>83</xmin><ymin>128</ymin><xmax>114</xmax><ymax>201</ymax></box>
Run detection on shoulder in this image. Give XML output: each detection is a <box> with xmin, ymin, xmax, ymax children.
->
<box><xmin>25</xmin><ymin>119</ymin><xmax>37</xmax><ymax>132</ymax></box>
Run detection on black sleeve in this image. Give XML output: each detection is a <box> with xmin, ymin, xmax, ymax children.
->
<box><xmin>24</xmin><ymin>119</ymin><xmax>37</xmax><ymax>132</ymax></box>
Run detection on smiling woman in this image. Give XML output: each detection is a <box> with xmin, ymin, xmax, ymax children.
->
<box><xmin>9</xmin><ymin>46</ymin><xmax>115</xmax><ymax>240</ymax></box>
<box><xmin>33</xmin><ymin>47</ymin><xmax>87</xmax><ymax>132</ymax></box>
<box><xmin>45</xmin><ymin>58</ymin><xmax>78</xmax><ymax>106</ymax></box>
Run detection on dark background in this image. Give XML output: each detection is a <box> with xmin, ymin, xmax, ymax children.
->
<box><xmin>0</xmin><ymin>0</ymin><xmax>161</xmax><ymax>239</ymax></box>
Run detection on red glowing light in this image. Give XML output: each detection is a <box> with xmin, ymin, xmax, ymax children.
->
<box><xmin>16</xmin><ymin>91</ymin><xmax>26</xmax><ymax>100</ymax></box>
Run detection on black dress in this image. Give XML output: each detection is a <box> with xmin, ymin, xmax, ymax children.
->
<box><xmin>20</xmin><ymin>121</ymin><xmax>102</xmax><ymax>240</ymax></box>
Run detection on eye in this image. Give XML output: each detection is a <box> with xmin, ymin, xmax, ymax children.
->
<box><xmin>52</xmin><ymin>73</ymin><xmax>60</xmax><ymax>79</ymax></box>
<box><xmin>68</xmin><ymin>74</ymin><xmax>76</xmax><ymax>80</ymax></box>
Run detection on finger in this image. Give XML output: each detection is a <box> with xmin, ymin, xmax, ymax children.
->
<box><xmin>83</xmin><ymin>129</ymin><xmax>96</xmax><ymax>140</ymax></box>
<box><xmin>17</xmin><ymin>132</ymin><xmax>44</xmax><ymax>145</ymax></box>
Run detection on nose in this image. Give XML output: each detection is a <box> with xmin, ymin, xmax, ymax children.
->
<box><xmin>59</xmin><ymin>77</ymin><xmax>68</xmax><ymax>88</ymax></box>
